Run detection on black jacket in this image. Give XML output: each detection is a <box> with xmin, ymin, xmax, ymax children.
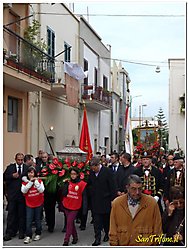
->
<box><xmin>3</xmin><ymin>163</ymin><xmax>29</xmax><ymax>200</ymax></box>
<box><xmin>134</xmin><ymin>165</ymin><xmax>164</xmax><ymax>198</ymax></box>
<box><xmin>87</xmin><ymin>166</ymin><xmax>116</xmax><ymax>214</ymax></box>
<box><xmin>162</xmin><ymin>208</ymin><xmax>185</xmax><ymax>246</ymax></box>
<box><xmin>115</xmin><ymin>164</ymin><xmax>135</xmax><ymax>193</ymax></box>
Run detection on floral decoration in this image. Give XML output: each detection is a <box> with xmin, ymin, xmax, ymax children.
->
<box><xmin>149</xmin><ymin>141</ymin><xmax>160</xmax><ymax>154</ymax></box>
<box><xmin>134</xmin><ymin>141</ymin><xmax>160</xmax><ymax>156</ymax></box>
<box><xmin>39</xmin><ymin>157</ymin><xmax>90</xmax><ymax>193</ymax></box>
<box><xmin>134</xmin><ymin>142</ymin><xmax>145</xmax><ymax>155</ymax></box>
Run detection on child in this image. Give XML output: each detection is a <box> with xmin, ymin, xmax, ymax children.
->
<box><xmin>21</xmin><ymin>166</ymin><xmax>44</xmax><ymax>244</ymax></box>
<box><xmin>61</xmin><ymin>167</ymin><xmax>87</xmax><ymax>246</ymax></box>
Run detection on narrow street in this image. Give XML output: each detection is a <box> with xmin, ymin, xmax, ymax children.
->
<box><xmin>3</xmin><ymin>207</ymin><xmax>109</xmax><ymax>247</ymax></box>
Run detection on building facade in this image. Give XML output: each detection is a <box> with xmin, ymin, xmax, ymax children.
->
<box><xmin>111</xmin><ymin>60</ymin><xmax>131</xmax><ymax>153</ymax></box>
<box><xmin>3</xmin><ymin>3</ymin><xmax>132</xmax><ymax>168</ymax></box>
<box><xmin>79</xmin><ymin>16</ymin><xmax>112</xmax><ymax>155</ymax></box>
<box><xmin>168</xmin><ymin>58</ymin><xmax>185</xmax><ymax>152</ymax></box>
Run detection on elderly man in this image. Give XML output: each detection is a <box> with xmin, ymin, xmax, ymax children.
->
<box><xmin>87</xmin><ymin>156</ymin><xmax>116</xmax><ymax>246</ymax></box>
<box><xmin>109</xmin><ymin>174</ymin><xmax>162</xmax><ymax>246</ymax></box>
<box><xmin>164</xmin><ymin>155</ymin><xmax>185</xmax><ymax>204</ymax></box>
<box><xmin>134</xmin><ymin>151</ymin><xmax>164</xmax><ymax>214</ymax></box>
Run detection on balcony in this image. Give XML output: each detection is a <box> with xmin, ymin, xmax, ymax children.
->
<box><xmin>3</xmin><ymin>26</ymin><xmax>55</xmax><ymax>92</ymax></box>
<box><xmin>81</xmin><ymin>85</ymin><xmax>112</xmax><ymax>111</ymax></box>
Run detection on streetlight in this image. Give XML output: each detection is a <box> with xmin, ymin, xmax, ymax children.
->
<box><xmin>139</xmin><ymin>104</ymin><xmax>147</xmax><ymax>126</ymax></box>
<box><xmin>130</xmin><ymin>95</ymin><xmax>142</xmax><ymax>118</ymax></box>
<box><xmin>142</xmin><ymin>104</ymin><xmax>147</xmax><ymax>124</ymax></box>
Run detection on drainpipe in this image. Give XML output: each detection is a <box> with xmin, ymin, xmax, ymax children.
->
<box><xmin>37</xmin><ymin>3</ymin><xmax>42</xmax><ymax>151</ymax></box>
<box><xmin>38</xmin><ymin>91</ymin><xmax>42</xmax><ymax>151</ymax></box>
<box><xmin>27</xmin><ymin>92</ymin><xmax>31</xmax><ymax>153</ymax></box>
<box><xmin>98</xmin><ymin>111</ymin><xmax>101</xmax><ymax>152</ymax></box>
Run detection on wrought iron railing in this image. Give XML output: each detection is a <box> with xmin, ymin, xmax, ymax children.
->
<box><xmin>3</xmin><ymin>26</ymin><xmax>65</xmax><ymax>83</ymax></box>
<box><xmin>81</xmin><ymin>85</ymin><xmax>112</xmax><ymax>106</ymax></box>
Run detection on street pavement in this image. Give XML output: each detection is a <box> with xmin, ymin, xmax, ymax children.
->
<box><xmin>3</xmin><ymin>207</ymin><xmax>110</xmax><ymax>247</ymax></box>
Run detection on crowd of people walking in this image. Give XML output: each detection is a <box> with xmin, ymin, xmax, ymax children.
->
<box><xmin>3</xmin><ymin>149</ymin><xmax>185</xmax><ymax>246</ymax></box>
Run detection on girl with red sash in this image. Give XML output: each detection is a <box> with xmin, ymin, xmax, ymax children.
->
<box><xmin>61</xmin><ymin>167</ymin><xmax>87</xmax><ymax>246</ymax></box>
<box><xmin>21</xmin><ymin>166</ymin><xmax>44</xmax><ymax>244</ymax></box>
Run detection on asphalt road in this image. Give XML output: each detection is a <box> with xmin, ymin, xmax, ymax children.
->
<box><xmin>3</xmin><ymin>207</ymin><xmax>110</xmax><ymax>247</ymax></box>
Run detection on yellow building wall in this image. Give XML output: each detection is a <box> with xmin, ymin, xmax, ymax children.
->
<box><xmin>3</xmin><ymin>87</ymin><xmax>28</xmax><ymax>168</ymax></box>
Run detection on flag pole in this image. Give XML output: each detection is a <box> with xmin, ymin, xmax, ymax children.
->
<box><xmin>42</xmin><ymin>124</ymin><xmax>56</xmax><ymax>156</ymax></box>
<box><xmin>79</xmin><ymin>102</ymin><xmax>93</xmax><ymax>161</ymax></box>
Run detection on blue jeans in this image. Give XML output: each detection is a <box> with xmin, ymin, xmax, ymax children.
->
<box><xmin>26</xmin><ymin>205</ymin><xmax>43</xmax><ymax>237</ymax></box>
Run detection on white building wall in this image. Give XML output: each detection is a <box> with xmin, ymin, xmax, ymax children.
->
<box><xmin>29</xmin><ymin>3</ymin><xmax>80</xmax><ymax>154</ymax></box>
<box><xmin>84</xmin><ymin>44</ymin><xmax>98</xmax><ymax>84</ymax></box>
<box><xmin>32</xmin><ymin>3</ymin><xmax>79</xmax><ymax>81</ymax></box>
<box><xmin>40</xmin><ymin>95</ymin><xmax>79</xmax><ymax>154</ymax></box>
<box><xmin>80</xmin><ymin>17</ymin><xmax>111</xmax><ymax>153</ymax></box>
<box><xmin>168</xmin><ymin>59</ymin><xmax>185</xmax><ymax>152</ymax></box>
<box><xmin>100</xmin><ymin>110</ymin><xmax>111</xmax><ymax>154</ymax></box>
<box><xmin>100</xmin><ymin>58</ymin><xmax>111</xmax><ymax>89</ymax></box>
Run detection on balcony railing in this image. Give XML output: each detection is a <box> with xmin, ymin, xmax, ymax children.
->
<box><xmin>81</xmin><ymin>85</ymin><xmax>112</xmax><ymax>106</ymax></box>
<box><xmin>3</xmin><ymin>26</ymin><xmax>65</xmax><ymax>83</ymax></box>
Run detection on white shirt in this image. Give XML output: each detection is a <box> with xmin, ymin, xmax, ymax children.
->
<box><xmin>16</xmin><ymin>163</ymin><xmax>23</xmax><ymax>174</ymax></box>
<box><xmin>95</xmin><ymin>164</ymin><xmax>102</xmax><ymax>177</ymax></box>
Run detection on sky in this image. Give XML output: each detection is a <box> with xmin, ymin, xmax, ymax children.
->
<box><xmin>70</xmin><ymin>1</ymin><xmax>186</xmax><ymax>121</ymax></box>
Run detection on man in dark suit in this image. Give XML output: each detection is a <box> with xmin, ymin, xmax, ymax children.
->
<box><xmin>115</xmin><ymin>152</ymin><xmax>135</xmax><ymax>196</ymax></box>
<box><xmin>35</xmin><ymin>149</ymin><xmax>43</xmax><ymax>166</ymax></box>
<box><xmin>108</xmin><ymin>152</ymin><xmax>121</xmax><ymax>173</ymax></box>
<box><xmin>164</xmin><ymin>155</ymin><xmax>185</xmax><ymax>203</ymax></box>
<box><xmin>87</xmin><ymin>156</ymin><xmax>116</xmax><ymax>246</ymax></box>
<box><xmin>3</xmin><ymin>153</ymin><xmax>29</xmax><ymax>241</ymax></box>
<box><xmin>134</xmin><ymin>151</ymin><xmax>165</xmax><ymax>214</ymax></box>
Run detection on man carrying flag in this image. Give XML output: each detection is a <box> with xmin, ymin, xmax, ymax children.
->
<box><xmin>79</xmin><ymin>106</ymin><xmax>93</xmax><ymax>162</ymax></box>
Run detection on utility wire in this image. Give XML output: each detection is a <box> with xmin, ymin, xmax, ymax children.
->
<box><xmin>36</xmin><ymin>12</ymin><xmax>184</xmax><ymax>17</ymax></box>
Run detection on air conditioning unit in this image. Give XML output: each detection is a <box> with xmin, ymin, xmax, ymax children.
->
<box><xmin>3</xmin><ymin>3</ymin><xmax>12</xmax><ymax>8</ymax></box>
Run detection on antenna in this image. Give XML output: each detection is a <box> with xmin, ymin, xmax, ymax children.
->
<box><xmin>87</xmin><ymin>6</ymin><xmax>89</xmax><ymax>22</ymax></box>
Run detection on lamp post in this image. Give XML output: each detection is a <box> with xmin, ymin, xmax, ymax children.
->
<box><xmin>142</xmin><ymin>104</ymin><xmax>147</xmax><ymax>124</ymax></box>
<box><xmin>139</xmin><ymin>104</ymin><xmax>147</xmax><ymax>126</ymax></box>
<box><xmin>130</xmin><ymin>95</ymin><xmax>142</xmax><ymax>118</ymax></box>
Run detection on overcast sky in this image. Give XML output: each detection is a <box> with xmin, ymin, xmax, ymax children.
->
<box><xmin>71</xmin><ymin>1</ymin><xmax>186</xmax><ymax>121</ymax></box>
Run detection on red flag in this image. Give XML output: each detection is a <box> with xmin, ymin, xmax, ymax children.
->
<box><xmin>79</xmin><ymin>107</ymin><xmax>93</xmax><ymax>161</ymax></box>
<box><xmin>124</xmin><ymin>105</ymin><xmax>129</xmax><ymax>130</ymax></box>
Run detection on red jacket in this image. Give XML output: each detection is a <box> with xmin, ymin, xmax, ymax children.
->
<box><xmin>63</xmin><ymin>180</ymin><xmax>87</xmax><ymax>210</ymax></box>
<box><xmin>22</xmin><ymin>179</ymin><xmax>44</xmax><ymax>208</ymax></box>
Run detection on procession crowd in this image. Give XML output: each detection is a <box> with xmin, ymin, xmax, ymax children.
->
<box><xmin>3</xmin><ymin>149</ymin><xmax>185</xmax><ymax>246</ymax></box>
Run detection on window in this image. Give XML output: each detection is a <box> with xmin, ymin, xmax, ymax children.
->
<box><xmin>94</xmin><ymin>67</ymin><xmax>98</xmax><ymax>88</ymax></box>
<box><xmin>8</xmin><ymin>96</ymin><xmax>22</xmax><ymax>132</ymax></box>
<box><xmin>115</xmin><ymin>130</ymin><xmax>118</xmax><ymax>145</ymax></box>
<box><xmin>84</xmin><ymin>59</ymin><xmax>88</xmax><ymax>85</ymax></box>
<box><xmin>47</xmin><ymin>27</ymin><xmax>55</xmax><ymax>57</ymax></box>
<box><xmin>115</xmin><ymin>99</ymin><xmax>118</xmax><ymax>113</ymax></box>
<box><xmin>64</xmin><ymin>42</ymin><xmax>71</xmax><ymax>62</ymax></box>
<box><xmin>103</xmin><ymin>75</ymin><xmax>108</xmax><ymax>90</ymax></box>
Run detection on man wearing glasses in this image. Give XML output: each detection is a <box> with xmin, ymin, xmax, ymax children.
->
<box><xmin>109</xmin><ymin>174</ymin><xmax>162</xmax><ymax>246</ymax></box>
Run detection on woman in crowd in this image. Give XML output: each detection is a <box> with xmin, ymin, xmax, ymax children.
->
<box><xmin>162</xmin><ymin>186</ymin><xmax>185</xmax><ymax>246</ymax></box>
